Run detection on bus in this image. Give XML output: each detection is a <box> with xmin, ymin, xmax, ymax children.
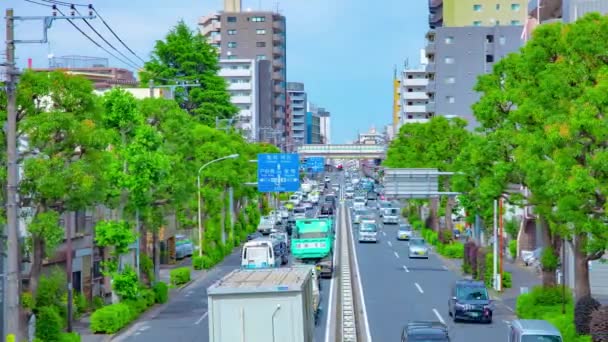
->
<box><xmin>291</xmin><ymin>218</ymin><xmax>334</xmax><ymax>278</ymax></box>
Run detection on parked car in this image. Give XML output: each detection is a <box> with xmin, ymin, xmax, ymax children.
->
<box><xmin>175</xmin><ymin>235</ymin><xmax>194</xmax><ymax>259</ymax></box>
<box><xmin>448</xmin><ymin>280</ymin><xmax>493</xmax><ymax>323</ymax></box>
<box><xmin>507</xmin><ymin>319</ymin><xmax>562</xmax><ymax>342</ymax></box>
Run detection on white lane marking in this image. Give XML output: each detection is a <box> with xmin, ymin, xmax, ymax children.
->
<box><xmin>394</xmin><ymin>251</ymin><xmax>400</xmax><ymax>259</ymax></box>
<box><xmin>195</xmin><ymin>311</ymin><xmax>209</xmax><ymax>325</ymax></box>
<box><xmin>403</xmin><ymin>265</ymin><xmax>409</xmax><ymax>273</ymax></box>
<box><xmin>415</xmin><ymin>283</ymin><xmax>424</xmax><ymax>294</ymax></box>
<box><xmin>324</xmin><ymin>206</ymin><xmax>340</xmax><ymax>342</ymax></box>
<box><xmin>505</xmin><ymin>305</ymin><xmax>515</xmax><ymax>313</ymax></box>
<box><xmin>347</xmin><ymin>204</ymin><xmax>372</xmax><ymax>341</ymax></box>
<box><xmin>140</xmin><ymin>326</ymin><xmax>150</xmax><ymax>331</ymax></box>
<box><xmin>442</xmin><ymin>265</ymin><xmax>448</xmax><ymax>270</ymax></box>
<box><xmin>433</xmin><ymin>308</ymin><xmax>445</xmax><ymax>324</ymax></box>
<box><xmin>387</xmin><ymin>241</ymin><xmax>392</xmax><ymax>247</ymax></box>
<box><xmin>382</xmin><ymin>231</ymin><xmax>386</xmax><ymax>236</ymax></box>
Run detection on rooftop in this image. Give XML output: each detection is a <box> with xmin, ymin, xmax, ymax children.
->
<box><xmin>207</xmin><ymin>267</ymin><xmax>311</xmax><ymax>295</ymax></box>
<box><xmin>512</xmin><ymin>319</ymin><xmax>561</xmax><ymax>335</ymax></box>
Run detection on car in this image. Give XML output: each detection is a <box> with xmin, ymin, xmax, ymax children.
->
<box><xmin>377</xmin><ymin>200</ymin><xmax>393</xmax><ymax>211</ymax></box>
<box><xmin>289</xmin><ymin>194</ymin><xmax>301</xmax><ymax>206</ymax></box>
<box><xmin>353</xmin><ymin>208</ymin><xmax>374</xmax><ymax>225</ymax></box>
<box><xmin>302</xmin><ymin>200</ymin><xmax>314</xmax><ymax>210</ymax></box>
<box><xmin>358</xmin><ymin>220</ymin><xmax>378</xmax><ymax>243</ymax></box>
<box><xmin>408</xmin><ymin>237</ymin><xmax>429</xmax><ymax>258</ymax></box>
<box><xmin>175</xmin><ymin>235</ymin><xmax>194</xmax><ymax>259</ymax></box>
<box><xmin>319</xmin><ymin>203</ymin><xmax>334</xmax><ymax>217</ymax></box>
<box><xmin>382</xmin><ymin>207</ymin><xmax>400</xmax><ymax>224</ymax></box>
<box><xmin>246</xmin><ymin>231</ymin><xmax>263</xmax><ymax>241</ymax></box>
<box><xmin>324</xmin><ymin>176</ymin><xmax>331</xmax><ymax>183</ymax></box>
<box><xmin>353</xmin><ymin>196</ymin><xmax>366</xmax><ymax>209</ymax></box>
<box><xmin>345</xmin><ymin>187</ymin><xmax>355</xmax><ymax>198</ymax></box>
<box><xmin>293</xmin><ymin>206</ymin><xmax>307</xmax><ymax>219</ymax></box>
<box><xmin>397</xmin><ymin>223</ymin><xmax>413</xmax><ymax>240</ymax></box>
<box><xmin>448</xmin><ymin>280</ymin><xmax>493</xmax><ymax>323</ymax></box>
<box><xmin>400</xmin><ymin>321</ymin><xmax>450</xmax><ymax>342</ymax></box>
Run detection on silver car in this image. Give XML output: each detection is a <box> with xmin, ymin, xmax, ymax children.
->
<box><xmin>408</xmin><ymin>238</ymin><xmax>429</xmax><ymax>258</ymax></box>
<box><xmin>397</xmin><ymin>223</ymin><xmax>413</xmax><ymax>240</ymax></box>
<box><xmin>358</xmin><ymin>221</ymin><xmax>378</xmax><ymax>243</ymax></box>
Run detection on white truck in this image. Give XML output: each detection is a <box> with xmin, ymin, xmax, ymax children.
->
<box><xmin>207</xmin><ymin>267</ymin><xmax>316</xmax><ymax>342</ymax></box>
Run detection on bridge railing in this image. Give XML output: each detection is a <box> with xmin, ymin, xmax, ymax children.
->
<box><xmin>297</xmin><ymin>144</ymin><xmax>386</xmax><ymax>153</ymax></box>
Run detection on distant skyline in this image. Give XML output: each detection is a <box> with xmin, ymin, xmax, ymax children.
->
<box><xmin>2</xmin><ymin>0</ymin><xmax>428</xmax><ymax>143</ymax></box>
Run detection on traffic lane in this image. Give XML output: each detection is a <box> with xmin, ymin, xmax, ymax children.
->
<box><xmin>350</xmin><ymin>210</ymin><xmax>435</xmax><ymax>341</ymax></box>
<box><xmin>385</xmin><ymin>228</ymin><xmax>512</xmax><ymax>341</ymax></box>
<box><xmin>118</xmin><ymin>250</ymin><xmax>243</xmax><ymax>342</ymax></box>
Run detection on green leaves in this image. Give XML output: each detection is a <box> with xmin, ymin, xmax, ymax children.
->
<box><xmin>27</xmin><ymin>211</ymin><xmax>62</xmax><ymax>257</ymax></box>
<box><xmin>94</xmin><ymin>220</ymin><xmax>136</xmax><ymax>256</ymax></box>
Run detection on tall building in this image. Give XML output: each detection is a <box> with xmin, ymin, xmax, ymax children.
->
<box><xmin>527</xmin><ymin>0</ymin><xmax>608</xmax><ymax>23</ymax></box>
<box><xmin>218</xmin><ymin>59</ymin><xmax>259</xmax><ymax>141</ymax></box>
<box><xmin>425</xmin><ymin>0</ymin><xmax>525</xmax><ymax>127</ymax></box>
<box><xmin>432</xmin><ymin>0</ymin><xmax>528</xmax><ymax>27</ymax></box>
<box><xmin>317</xmin><ymin>107</ymin><xmax>331</xmax><ymax>144</ymax></box>
<box><xmin>199</xmin><ymin>9</ymin><xmax>287</xmax><ymax>146</ymax></box>
<box><xmin>400</xmin><ymin>51</ymin><xmax>431</xmax><ymax>126</ymax></box>
<box><xmin>287</xmin><ymin>82</ymin><xmax>307</xmax><ymax>146</ymax></box>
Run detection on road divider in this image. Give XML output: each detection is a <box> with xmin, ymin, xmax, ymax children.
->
<box><xmin>339</xmin><ymin>203</ymin><xmax>358</xmax><ymax>342</ymax></box>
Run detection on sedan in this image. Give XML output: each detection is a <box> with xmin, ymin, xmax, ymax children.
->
<box><xmin>397</xmin><ymin>223</ymin><xmax>413</xmax><ymax>241</ymax></box>
<box><xmin>408</xmin><ymin>238</ymin><xmax>429</xmax><ymax>259</ymax></box>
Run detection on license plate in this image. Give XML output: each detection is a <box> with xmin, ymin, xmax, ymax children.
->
<box><xmin>417</xmin><ymin>251</ymin><xmax>423</xmax><ymax>255</ymax></box>
<box><xmin>470</xmin><ymin>312</ymin><xmax>480</xmax><ymax>317</ymax></box>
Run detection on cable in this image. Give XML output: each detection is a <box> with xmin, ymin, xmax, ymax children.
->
<box><xmin>91</xmin><ymin>7</ymin><xmax>146</xmax><ymax>64</ymax></box>
<box><xmin>72</xmin><ymin>6</ymin><xmax>142</xmax><ymax>69</ymax></box>
<box><xmin>55</xmin><ymin>8</ymin><xmax>141</xmax><ymax>70</ymax></box>
<box><xmin>40</xmin><ymin>0</ymin><xmax>88</xmax><ymax>7</ymax></box>
<box><xmin>23</xmin><ymin>0</ymin><xmax>53</xmax><ymax>7</ymax></box>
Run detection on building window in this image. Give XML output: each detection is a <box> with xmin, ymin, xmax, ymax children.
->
<box><xmin>256</xmin><ymin>29</ymin><xmax>266</xmax><ymax>35</ymax></box>
<box><xmin>447</xmin><ymin>96</ymin><xmax>455</xmax><ymax>103</ymax></box>
<box><xmin>227</xmin><ymin>55</ymin><xmax>237</xmax><ymax>59</ymax></box>
<box><xmin>495</xmin><ymin>20</ymin><xmax>500</xmax><ymax>25</ymax></box>
<box><xmin>250</xmin><ymin>16</ymin><xmax>266</xmax><ymax>22</ymax></box>
<box><xmin>407</xmin><ymin>101</ymin><xmax>413</xmax><ymax>105</ymax></box>
<box><xmin>227</xmin><ymin>42</ymin><xmax>237</xmax><ymax>48</ymax></box>
<box><xmin>486</xmin><ymin>34</ymin><xmax>494</xmax><ymax>43</ymax></box>
<box><xmin>227</xmin><ymin>16</ymin><xmax>237</xmax><ymax>23</ymax></box>
<box><xmin>445</xmin><ymin>36</ymin><xmax>454</xmax><ymax>44</ymax></box>
<box><xmin>473</xmin><ymin>20</ymin><xmax>482</xmax><ymax>26</ymax></box>
<box><xmin>499</xmin><ymin>35</ymin><xmax>506</xmax><ymax>45</ymax></box>
<box><xmin>496</xmin><ymin>4</ymin><xmax>500</xmax><ymax>10</ymax></box>
<box><xmin>486</xmin><ymin>54</ymin><xmax>495</xmax><ymax>63</ymax></box>
<box><xmin>256</xmin><ymin>41</ymin><xmax>266</xmax><ymax>47</ymax></box>
<box><xmin>256</xmin><ymin>54</ymin><xmax>267</xmax><ymax>61</ymax></box>
<box><xmin>511</xmin><ymin>3</ymin><xmax>521</xmax><ymax>10</ymax></box>
<box><xmin>473</xmin><ymin>4</ymin><xmax>482</xmax><ymax>11</ymax></box>
<box><xmin>511</xmin><ymin>20</ymin><xmax>521</xmax><ymax>25</ymax></box>
<box><xmin>445</xmin><ymin>77</ymin><xmax>455</xmax><ymax>84</ymax></box>
<box><xmin>444</xmin><ymin>57</ymin><xmax>455</xmax><ymax>64</ymax></box>
<box><xmin>227</xmin><ymin>29</ymin><xmax>237</xmax><ymax>35</ymax></box>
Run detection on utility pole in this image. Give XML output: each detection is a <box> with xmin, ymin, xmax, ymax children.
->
<box><xmin>66</xmin><ymin>212</ymin><xmax>73</xmax><ymax>332</ymax></box>
<box><xmin>5</xmin><ymin>8</ymin><xmax>21</xmax><ymax>341</ymax></box>
<box><xmin>148</xmin><ymin>79</ymin><xmax>154</xmax><ymax>98</ymax></box>
<box><xmin>498</xmin><ymin>197</ymin><xmax>504</xmax><ymax>292</ymax></box>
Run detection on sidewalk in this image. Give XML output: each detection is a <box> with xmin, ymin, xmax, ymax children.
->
<box><xmin>74</xmin><ymin>258</ymin><xmax>205</xmax><ymax>342</ymax></box>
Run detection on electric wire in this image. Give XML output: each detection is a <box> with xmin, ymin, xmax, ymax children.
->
<box><xmin>90</xmin><ymin>7</ymin><xmax>147</xmax><ymax>64</ymax></box>
<box><xmin>40</xmin><ymin>0</ymin><xmax>88</xmax><ymax>7</ymax></box>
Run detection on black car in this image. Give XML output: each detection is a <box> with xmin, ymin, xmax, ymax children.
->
<box><xmin>320</xmin><ymin>204</ymin><xmax>334</xmax><ymax>217</ymax></box>
<box><xmin>401</xmin><ymin>321</ymin><xmax>450</xmax><ymax>341</ymax></box>
<box><xmin>246</xmin><ymin>232</ymin><xmax>263</xmax><ymax>241</ymax></box>
<box><xmin>448</xmin><ymin>280</ymin><xmax>493</xmax><ymax>323</ymax></box>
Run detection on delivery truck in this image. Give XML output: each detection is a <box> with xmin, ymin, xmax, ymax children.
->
<box><xmin>207</xmin><ymin>267</ymin><xmax>315</xmax><ymax>342</ymax></box>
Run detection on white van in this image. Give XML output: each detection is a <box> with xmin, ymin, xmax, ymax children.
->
<box><xmin>241</xmin><ymin>238</ymin><xmax>287</xmax><ymax>269</ymax></box>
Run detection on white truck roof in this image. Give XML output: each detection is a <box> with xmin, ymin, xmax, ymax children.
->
<box><xmin>208</xmin><ymin>267</ymin><xmax>311</xmax><ymax>295</ymax></box>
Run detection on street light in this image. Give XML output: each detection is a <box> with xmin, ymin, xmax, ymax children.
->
<box><xmin>197</xmin><ymin>153</ymin><xmax>239</xmax><ymax>256</ymax></box>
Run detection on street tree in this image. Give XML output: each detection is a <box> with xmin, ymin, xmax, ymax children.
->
<box><xmin>472</xmin><ymin>14</ymin><xmax>608</xmax><ymax>297</ymax></box>
<box><xmin>384</xmin><ymin>116</ymin><xmax>470</xmax><ymax>233</ymax></box>
<box><xmin>139</xmin><ymin>21</ymin><xmax>238</xmax><ymax>126</ymax></box>
<box><xmin>16</xmin><ymin>71</ymin><xmax>112</xmax><ymax>296</ymax></box>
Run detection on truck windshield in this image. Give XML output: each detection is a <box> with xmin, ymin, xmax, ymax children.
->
<box><xmin>244</xmin><ymin>246</ymin><xmax>269</xmax><ymax>260</ymax></box>
<box><xmin>360</xmin><ymin>224</ymin><xmax>377</xmax><ymax>232</ymax></box>
<box><xmin>299</xmin><ymin>232</ymin><xmax>328</xmax><ymax>239</ymax></box>
<box><xmin>521</xmin><ymin>336</ymin><xmax>562</xmax><ymax>342</ymax></box>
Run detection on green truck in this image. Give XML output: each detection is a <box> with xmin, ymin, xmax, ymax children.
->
<box><xmin>291</xmin><ymin>218</ymin><xmax>334</xmax><ymax>278</ymax></box>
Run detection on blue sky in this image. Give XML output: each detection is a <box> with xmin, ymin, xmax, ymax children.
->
<box><xmin>3</xmin><ymin>0</ymin><xmax>428</xmax><ymax>143</ymax></box>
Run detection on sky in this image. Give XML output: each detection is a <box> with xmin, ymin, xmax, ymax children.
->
<box><xmin>2</xmin><ymin>0</ymin><xmax>428</xmax><ymax>143</ymax></box>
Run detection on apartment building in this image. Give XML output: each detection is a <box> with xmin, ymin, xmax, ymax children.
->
<box><xmin>287</xmin><ymin>82</ymin><xmax>307</xmax><ymax>146</ymax></box>
<box><xmin>527</xmin><ymin>0</ymin><xmax>608</xmax><ymax>22</ymax></box>
<box><xmin>431</xmin><ymin>0</ymin><xmax>528</xmax><ymax>27</ymax></box>
<box><xmin>218</xmin><ymin>59</ymin><xmax>259</xmax><ymax>141</ymax></box>
<box><xmin>317</xmin><ymin>107</ymin><xmax>331</xmax><ymax>144</ymax></box>
<box><xmin>199</xmin><ymin>10</ymin><xmax>287</xmax><ymax>145</ymax></box>
<box><xmin>400</xmin><ymin>66</ymin><xmax>431</xmax><ymax>125</ymax></box>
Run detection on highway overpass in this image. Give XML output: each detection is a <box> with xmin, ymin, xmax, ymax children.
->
<box><xmin>297</xmin><ymin>144</ymin><xmax>386</xmax><ymax>159</ymax></box>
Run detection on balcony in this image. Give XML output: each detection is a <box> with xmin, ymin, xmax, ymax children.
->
<box><xmin>405</xmin><ymin>105</ymin><xmax>428</xmax><ymax>113</ymax></box>
<box><xmin>273</xmin><ymin>58</ymin><xmax>285</xmax><ymax>69</ymax></box>
<box><xmin>273</xmin><ymin>34</ymin><xmax>285</xmax><ymax>44</ymax></box>
<box><xmin>403</xmin><ymin>78</ymin><xmax>429</xmax><ymax>87</ymax></box>
<box><xmin>228</xmin><ymin>82</ymin><xmax>252</xmax><ymax>91</ymax></box>
<box><xmin>231</xmin><ymin>95</ymin><xmax>251</xmax><ymax>104</ymax></box>
<box><xmin>237</xmin><ymin>110</ymin><xmax>252</xmax><ymax>119</ymax></box>
<box><xmin>426</xmin><ymin>63</ymin><xmax>435</xmax><ymax>73</ymax></box>
<box><xmin>200</xmin><ymin>20</ymin><xmax>221</xmax><ymax>36</ymax></box>
<box><xmin>428</xmin><ymin>0</ymin><xmax>442</xmax><ymax>10</ymax></box>
<box><xmin>219</xmin><ymin>69</ymin><xmax>251</xmax><ymax>77</ymax></box>
<box><xmin>273</xmin><ymin>46</ymin><xmax>284</xmax><ymax>56</ymax></box>
<box><xmin>273</xmin><ymin>71</ymin><xmax>283</xmax><ymax>80</ymax></box>
<box><xmin>273</xmin><ymin>20</ymin><xmax>284</xmax><ymax>32</ymax></box>
<box><xmin>426</xmin><ymin>101</ymin><xmax>436</xmax><ymax>113</ymax></box>
<box><xmin>427</xmin><ymin>80</ymin><xmax>436</xmax><ymax>91</ymax></box>
<box><xmin>428</xmin><ymin>7</ymin><xmax>443</xmax><ymax>28</ymax></box>
<box><xmin>274</xmin><ymin>84</ymin><xmax>284</xmax><ymax>93</ymax></box>
<box><xmin>426</xmin><ymin>41</ymin><xmax>435</xmax><ymax>55</ymax></box>
<box><xmin>274</xmin><ymin>96</ymin><xmax>286</xmax><ymax>106</ymax></box>
<box><xmin>403</xmin><ymin>92</ymin><xmax>429</xmax><ymax>100</ymax></box>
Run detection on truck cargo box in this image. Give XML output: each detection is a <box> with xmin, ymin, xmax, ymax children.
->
<box><xmin>207</xmin><ymin>267</ymin><xmax>315</xmax><ymax>342</ymax></box>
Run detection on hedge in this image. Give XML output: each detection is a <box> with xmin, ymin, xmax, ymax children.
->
<box><xmin>90</xmin><ymin>293</ymin><xmax>158</xmax><ymax>334</ymax></box>
<box><xmin>153</xmin><ymin>282</ymin><xmax>169</xmax><ymax>304</ymax></box>
<box><xmin>169</xmin><ymin>267</ymin><xmax>191</xmax><ymax>286</ymax></box>
<box><xmin>437</xmin><ymin>242</ymin><xmax>464</xmax><ymax>259</ymax></box>
<box><xmin>35</xmin><ymin>306</ymin><xmax>62</xmax><ymax>341</ymax></box>
<box><xmin>516</xmin><ymin>286</ymin><xmax>590</xmax><ymax>342</ymax></box>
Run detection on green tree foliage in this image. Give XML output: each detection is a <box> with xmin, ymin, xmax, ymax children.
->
<box><xmin>14</xmin><ymin>71</ymin><xmax>112</xmax><ymax>296</ymax></box>
<box><xmin>139</xmin><ymin>21</ymin><xmax>238</xmax><ymax>125</ymax></box>
<box><xmin>470</xmin><ymin>13</ymin><xmax>608</xmax><ymax>297</ymax></box>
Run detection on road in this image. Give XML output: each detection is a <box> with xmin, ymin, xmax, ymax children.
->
<box><xmin>116</xmin><ymin>197</ymin><xmax>334</xmax><ymax>342</ymax></box>
<box><xmin>348</xmin><ymin>199</ymin><xmax>515</xmax><ymax>342</ymax></box>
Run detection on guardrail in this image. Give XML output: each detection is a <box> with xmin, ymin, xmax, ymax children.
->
<box><xmin>340</xmin><ymin>202</ymin><xmax>357</xmax><ymax>342</ymax></box>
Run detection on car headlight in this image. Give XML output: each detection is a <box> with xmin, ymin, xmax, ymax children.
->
<box><xmin>454</xmin><ymin>302</ymin><xmax>467</xmax><ymax>309</ymax></box>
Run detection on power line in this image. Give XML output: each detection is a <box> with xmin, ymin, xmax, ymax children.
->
<box><xmin>40</xmin><ymin>0</ymin><xmax>88</xmax><ymax>7</ymax></box>
<box><xmin>90</xmin><ymin>6</ymin><xmax>146</xmax><ymax>64</ymax></box>
<box><xmin>72</xmin><ymin>6</ymin><xmax>142</xmax><ymax>69</ymax></box>
<box><xmin>55</xmin><ymin>7</ymin><xmax>141</xmax><ymax>70</ymax></box>
<box><xmin>23</xmin><ymin>0</ymin><xmax>53</xmax><ymax>7</ymax></box>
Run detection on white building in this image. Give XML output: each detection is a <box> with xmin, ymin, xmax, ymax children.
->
<box><xmin>318</xmin><ymin>108</ymin><xmax>331</xmax><ymax>144</ymax></box>
<box><xmin>218</xmin><ymin>58</ymin><xmax>258</xmax><ymax>141</ymax></box>
<box><xmin>399</xmin><ymin>54</ymin><xmax>431</xmax><ymax>127</ymax></box>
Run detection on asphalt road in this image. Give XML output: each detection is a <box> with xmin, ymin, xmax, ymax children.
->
<box><xmin>348</xmin><ymin>199</ymin><xmax>515</xmax><ymax>342</ymax></box>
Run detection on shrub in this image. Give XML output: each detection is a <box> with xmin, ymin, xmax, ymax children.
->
<box><xmin>59</xmin><ymin>332</ymin><xmax>81</xmax><ymax>342</ymax></box>
<box><xmin>502</xmin><ymin>271</ymin><xmax>512</xmax><ymax>289</ymax></box>
<box><xmin>75</xmin><ymin>292</ymin><xmax>89</xmax><ymax>316</ymax></box>
<box><xmin>35</xmin><ymin>306</ymin><xmax>62</xmax><ymax>341</ymax></box>
<box><xmin>440</xmin><ymin>243</ymin><xmax>464</xmax><ymax>259</ymax></box>
<box><xmin>6</xmin><ymin>334</ymin><xmax>15</xmax><ymax>342</ymax></box>
<box><xmin>153</xmin><ymin>282</ymin><xmax>169</xmax><ymax>304</ymax></box>
<box><xmin>590</xmin><ymin>305</ymin><xmax>608</xmax><ymax>342</ymax></box>
<box><xmin>193</xmin><ymin>255</ymin><xmax>204</xmax><ymax>270</ymax></box>
<box><xmin>575</xmin><ymin>296</ymin><xmax>601</xmax><ymax>335</ymax></box>
<box><xmin>124</xmin><ymin>298</ymin><xmax>147</xmax><ymax>319</ymax></box>
<box><xmin>461</xmin><ymin>262</ymin><xmax>472</xmax><ymax>274</ymax></box>
<box><xmin>516</xmin><ymin>286</ymin><xmax>573</xmax><ymax>319</ymax></box>
<box><xmin>90</xmin><ymin>302</ymin><xmax>132</xmax><ymax>334</ymax></box>
<box><xmin>92</xmin><ymin>296</ymin><xmax>105</xmax><ymax>310</ymax></box>
<box><xmin>509</xmin><ymin>240</ymin><xmax>517</xmax><ymax>259</ymax></box>
<box><xmin>170</xmin><ymin>267</ymin><xmax>191</xmax><ymax>286</ymax></box>
<box><xmin>35</xmin><ymin>268</ymin><xmax>66</xmax><ymax>310</ymax></box>
<box><xmin>139</xmin><ymin>253</ymin><xmax>155</xmax><ymax>283</ymax></box>
<box><xmin>113</xmin><ymin>266</ymin><xmax>140</xmax><ymax>300</ymax></box>
<box><xmin>141</xmin><ymin>288</ymin><xmax>156</xmax><ymax>307</ymax></box>
<box><xmin>439</xmin><ymin>229</ymin><xmax>453</xmax><ymax>244</ymax></box>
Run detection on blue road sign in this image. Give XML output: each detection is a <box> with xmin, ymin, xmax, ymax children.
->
<box><xmin>257</xmin><ymin>153</ymin><xmax>300</xmax><ymax>192</ymax></box>
<box><xmin>306</xmin><ymin>157</ymin><xmax>325</xmax><ymax>173</ymax></box>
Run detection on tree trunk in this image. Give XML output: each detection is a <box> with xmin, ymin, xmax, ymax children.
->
<box><xmin>28</xmin><ymin>236</ymin><xmax>44</xmax><ymax>297</ymax></box>
<box><xmin>539</xmin><ymin>217</ymin><xmax>558</xmax><ymax>287</ymax></box>
<box><xmin>153</xmin><ymin>230</ymin><xmax>160</xmax><ymax>284</ymax></box>
<box><xmin>429</xmin><ymin>197</ymin><xmax>440</xmax><ymax>231</ymax></box>
<box><xmin>445</xmin><ymin>196</ymin><xmax>454</xmax><ymax>233</ymax></box>
<box><xmin>573</xmin><ymin>235</ymin><xmax>591</xmax><ymax>301</ymax></box>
